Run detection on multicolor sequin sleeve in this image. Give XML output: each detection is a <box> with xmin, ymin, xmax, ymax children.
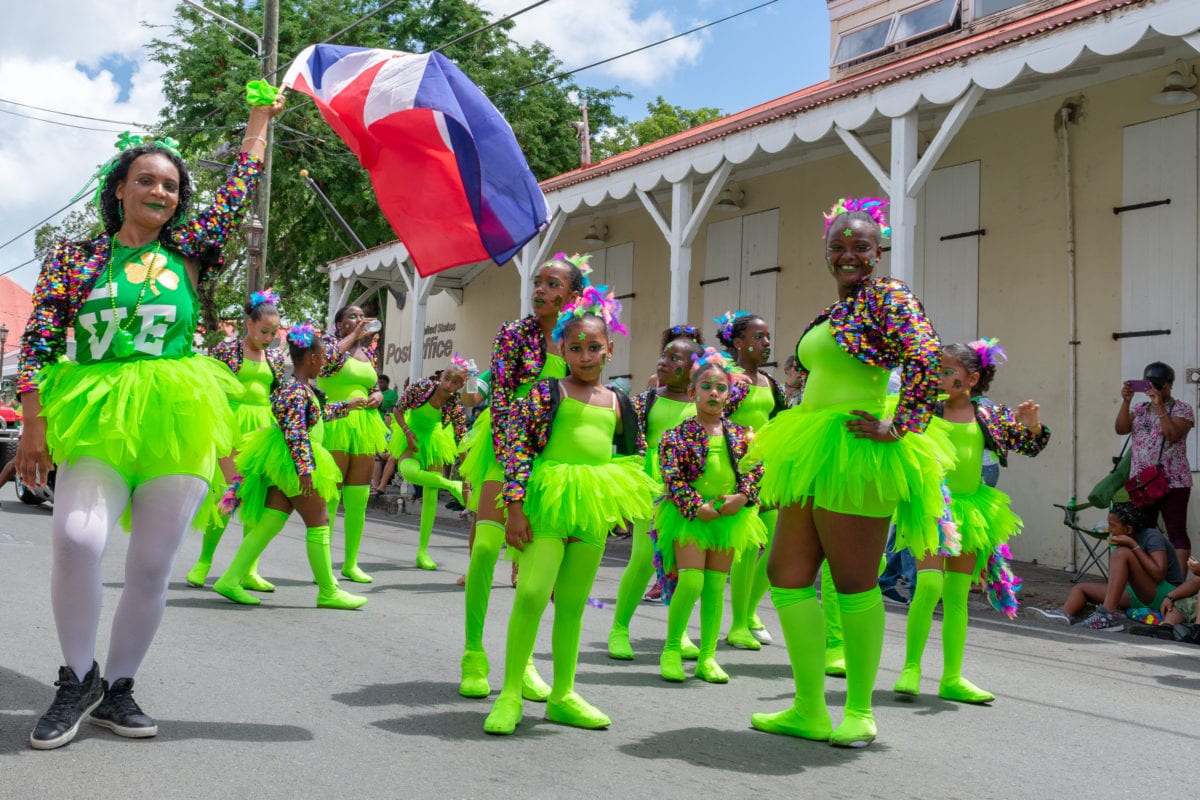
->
<box><xmin>272</xmin><ymin>379</ymin><xmax>317</xmax><ymax>476</ymax></box>
<box><xmin>321</xmin><ymin>399</ymin><xmax>355</xmax><ymax>423</ymax></box>
<box><xmin>658</xmin><ymin>425</ymin><xmax>706</xmax><ymax>520</ymax></box>
<box><xmin>874</xmin><ymin>279</ymin><xmax>940</xmax><ymax>434</ymax></box>
<box><xmin>16</xmin><ymin>239</ymin><xmax>100</xmax><ymax>395</ymax></box>
<box><xmin>170</xmin><ymin>152</ymin><xmax>263</xmax><ymax>283</ymax></box>
<box><xmin>979</xmin><ymin>402</ymin><xmax>1051</xmax><ymax>463</ymax></box>
<box><xmin>209</xmin><ymin>338</ymin><xmax>241</xmax><ymax>373</ymax></box>
<box><xmin>397</xmin><ymin>378</ymin><xmax>436</xmax><ymax>412</ymax></box>
<box><xmin>631</xmin><ymin>389</ymin><xmax>653</xmax><ymax>457</ymax></box>
<box><xmin>501</xmin><ymin>379</ymin><xmax>555</xmax><ymax>504</ymax></box>
<box><xmin>490</xmin><ymin>316</ymin><xmax>545</xmax><ymax>461</ymax></box>
<box><xmin>444</xmin><ymin>395</ymin><xmax>469</xmax><ymax>443</ymax></box>
<box><xmin>318</xmin><ymin>334</ymin><xmax>349</xmax><ymax>378</ymax></box>
<box><xmin>726</xmin><ymin>421</ymin><xmax>763</xmax><ymax>505</ymax></box>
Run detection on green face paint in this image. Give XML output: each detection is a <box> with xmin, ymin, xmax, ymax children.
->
<box><xmin>844</xmin><ymin>228</ymin><xmax>853</xmax><ymax>237</ymax></box>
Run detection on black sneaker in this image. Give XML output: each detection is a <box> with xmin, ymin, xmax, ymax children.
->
<box><xmin>29</xmin><ymin>662</ymin><xmax>103</xmax><ymax>750</ymax></box>
<box><xmin>89</xmin><ymin>678</ymin><xmax>158</xmax><ymax>739</ymax></box>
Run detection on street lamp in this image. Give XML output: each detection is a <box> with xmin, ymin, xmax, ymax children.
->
<box><xmin>245</xmin><ymin>214</ymin><xmax>265</xmax><ymax>295</ymax></box>
<box><xmin>0</xmin><ymin>323</ymin><xmax>9</xmax><ymax>400</ymax></box>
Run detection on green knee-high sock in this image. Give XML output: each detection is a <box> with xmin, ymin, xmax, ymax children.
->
<box><xmin>662</xmin><ymin>568</ymin><xmax>703</xmax><ymax>681</ymax></box>
<box><xmin>727</xmin><ymin>543</ymin><xmax>755</xmax><ymax>635</ymax></box>
<box><xmin>400</xmin><ymin>458</ymin><xmax>462</xmax><ymax>500</ymax></box>
<box><xmin>187</xmin><ymin>514</ymin><xmax>229</xmax><ymax>586</ymax></box>
<box><xmin>749</xmin><ymin>586</ymin><xmax>830</xmax><ymax>739</ymax></box>
<box><xmin>341</xmin><ymin>484</ymin><xmax>371</xmax><ymax>570</ymax></box>
<box><xmin>938</xmin><ymin>570</ymin><xmax>992</xmax><ymax>702</ymax></box>
<box><xmin>613</xmin><ymin>519</ymin><xmax>656</xmax><ymax>630</ymax></box>
<box><xmin>838</xmin><ymin>588</ymin><xmax>885</xmax><ymax>725</ymax></box>
<box><xmin>903</xmin><ymin>570</ymin><xmax>944</xmax><ymax>670</ymax></box>
<box><xmin>821</xmin><ymin>560</ymin><xmax>842</xmax><ymax>650</ymax></box>
<box><xmin>306</xmin><ymin>525</ymin><xmax>367</xmax><ymax>609</ymax></box>
<box><xmin>465</xmin><ymin>520</ymin><xmax>505</xmax><ymax>651</ymax></box>
<box><xmin>745</xmin><ymin>509</ymin><xmax>778</xmax><ymax>622</ymax></box>
<box><xmin>699</xmin><ymin>569</ymin><xmax>727</xmax><ymax>661</ymax></box>
<box><xmin>414</xmin><ymin>486</ymin><xmax>440</xmax><ymax>569</ymax></box>
<box><xmin>212</xmin><ymin>509</ymin><xmax>289</xmax><ymax>604</ymax></box>
<box><xmin>549</xmin><ymin>542</ymin><xmax>605</xmax><ymax>701</ymax></box>
<box><xmin>497</xmin><ymin>538</ymin><xmax>565</xmax><ymax>700</ymax></box>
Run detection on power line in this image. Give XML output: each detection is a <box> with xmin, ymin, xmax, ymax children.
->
<box><xmin>0</xmin><ymin>97</ymin><xmax>153</xmax><ymax>127</ymax></box>
<box><xmin>0</xmin><ymin>198</ymin><xmax>83</xmax><ymax>254</ymax></box>
<box><xmin>491</xmin><ymin>0</ymin><xmax>780</xmax><ymax>99</ymax></box>
<box><xmin>0</xmin><ymin>255</ymin><xmax>40</xmax><ymax>279</ymax></box>
<box><xmin>433</xmin><ymin>0</ymin><xmax>554</xmax><ymax>52</ymax></box>
<box><xmin>0</xmin><ymin>106</ymin><xmax>128</xmax><ymax>133</ymax></box>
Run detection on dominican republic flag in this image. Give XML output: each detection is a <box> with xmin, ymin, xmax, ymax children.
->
<box><xmin>283</xmin><ymin>44</ymin><xmax>548</xmax><ymax>276</ymax></box>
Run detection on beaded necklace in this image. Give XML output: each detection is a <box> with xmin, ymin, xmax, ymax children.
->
<box><xmin>107</xmin><ymin>238</ymin><xmax>161</xmax><ymax>358</ymax></box>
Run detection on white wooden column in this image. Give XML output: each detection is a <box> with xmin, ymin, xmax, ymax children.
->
<box><xmin>326</xmin><ymin>275</ymin><xmax>355</xmax><ymax>330</ymax></box>
<box><xmin>513</xmin><ymin>212</ymin><xmax>566</xmax><ymax>317</ymax></box>
<box><xmin>397</xmin><ymin>263</ymin><xmax>437</xmax><ymax>383</ymax></box>
<box><xmin>638</xmin><ymin>160</ymin><xmax>732</xmax><ymax>326</ymax></box>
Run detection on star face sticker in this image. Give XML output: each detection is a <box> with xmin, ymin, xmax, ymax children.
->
<box><xmin>843</xmin><ymin>228</ymin><xmax>853</xmax><ymax>238</ymax></box>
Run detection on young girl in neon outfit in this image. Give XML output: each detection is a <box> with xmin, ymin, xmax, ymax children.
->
<box><xmin>717</xmin><ymin>311</ymin><xmax>788</xmax><ymax>651</ymax></box>
<box><xmin>186</xmin><ymin>289</ymin><xmax>287</xmax><ymax>591</ymax></box>
<box><xmin>608</xmin><ymin>326</ymin><xmax>706</xmax><ymax>661</ymax></box>
<box><xmin>212</xmin><ymin>324</ymin><xmax>369</xmax><ymax>610</ymax></box>
<box><xmin>388</xmin><ymin>358</ymin><xmax>470</xmax><ymax>570</ymax></box>
<box><xmin>319</xmin><ymin>306</ymin><xmax>387</xmax><ymax>583</ymax></box>
<box><xmin>655</xmin><ymin>348</ymin><xmax>767</xmax><ymax>683</ymax></box>
<box><xmin>457</xmin><ymin>256</ymin><xmax>583</xmax><ymax>700</ymax></box>
<box><xmin>894</xmin><ymin>339</ymin><xmax>1048</xmax><ymax>703</ymax></box>
<box><xmin>746</xmin><ymin>198</ymin><xmax>950</xmax><ymax>748</ymax></box>
<box><xmin>483</xmin><ymin>287</ymin><xmax>656</xmax><ymax>735</ymax></box>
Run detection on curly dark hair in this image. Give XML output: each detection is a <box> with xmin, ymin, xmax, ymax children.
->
<box><xmin>98</xmin><ymin>144</ymin><xmax>193</xmax><ymax>242</ymax></box>
<box><xmin>716</xmin><ymin>313</ymin><xmax>765</xmax><ymax>351</ymax></box>
<box><xmin>942</xmin><ymin>342</ymin><xmax>996</xmax><ymax>396</ymax></box>
<box><xmin>1109</xmin><ymin>502</ymin><xmax>1144</xmax><ymax>532</ymax></box>
<box><xmin>288</xmin><ymin>331</ymin><xmax>324</xmax><ymax>366</ymax></box>
<box><xmin>539</xmin><ymin>256</ymin><xmax>586</xmax><ymax>294</ymax></box>
<box><xmin>243</xmin><ymin>299</ymin><xmax>280</xmax><ymax>322</ymax></box>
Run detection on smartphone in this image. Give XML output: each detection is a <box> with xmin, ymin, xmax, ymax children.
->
<box><xmin>1127</xmin><ymin>379</ymin><xmax>1152</xmax><ymax>393</ymax></box>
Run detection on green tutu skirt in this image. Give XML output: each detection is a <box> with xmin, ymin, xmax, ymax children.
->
<box><xmin>949</xmin><ymin>483</ymin><xmax>1023</xmax><ymax>560</ymax></box>
<box><xmin>322</xmin><ymin>407</ymin><xmax>388</xmax><ymax>456</ymax></box>
<box><xmin>653</xmin><ymin>501</ymin><xmax>768</xmax><ymax>575</ymax></box>
<box><xmin>231</xmin><ymin>401</ymin><xmax>274</xmax><ymax>451</ymax></box>
<box><xmin>746</xmin><ymin>403</ymin><xmax>954</xmax><ymax>560</ymax></box>
<box><xmin>524</xmin><ymin>455</ymin><xmax>657</xmax><ymax>547</ymax></box>
<box><xmin>389</xmin><ymin>419</ymin><xmax>457</xmax><ymax>468</ymax></box>
<box><xmin>458</xmin><ymin>408</ymin><xmax>501</xmax><ymax>512</ymax></box>
<box><xmin>234</xmin><ymin>426</ymin><xmax>343</xmax><ymax>528</ymax></box>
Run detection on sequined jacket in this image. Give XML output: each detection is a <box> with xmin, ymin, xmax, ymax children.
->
<box><xmin>491</xmin><ymin>316</ymin><xmax>552</xmax><ymax>460</ymax></box>
<box><xmin>272</xmin><ymin>377</ymin><xmax>354</xmax><ymax>476</ymax></box>
<box><xmin>395</xmin><ymin>377</ymin><xmax>469</xmax><ymax>443</ymax></box>
<box><xmin>319</xmin><ymin>334</ymin><xmax>378</xmax><ymax>379</ymax></box>
<box><xmin>502</xmin><ymin>378</ymin><xmax>638</xmax><ymax>504</ymax></box>
<box><xmin>935</xmin><ymin>398</ymin><xmax>1052</xmax><ymax>468</ymax></box>
<box><xmin>797</xmin><ymin>277</ymin><xmax>940</xmax><ymax>434</ymax></box>
<box><xmin>659</xmin><ymin>417</ymin><xmax>762</xmax><ymax>520</ymax></box>
<box><xmin>17</xmin><ymin>152</ymin><xmax>264</xmax><ymax>395</ymax></box>
<box><xmin>209</xmin><ymin>338</ymin><xmax>287</xmax><ymax>393</ymax></box>
<box><xmin>725</xmin><ymin>371</ymin><xmax>787</xmax><ymax>421</ymax></box>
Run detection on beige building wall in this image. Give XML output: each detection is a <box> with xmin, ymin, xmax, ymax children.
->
<box><xmin>379</xmin><ymin>64</ymin><xmax>1200</xmax><ymax>569</ymax></box>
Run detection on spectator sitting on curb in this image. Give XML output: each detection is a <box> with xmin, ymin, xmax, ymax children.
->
<box><xmin>1161</xmin><ymin>555</ymin><xmax>1200</xmax><ymax>626</ymax></box>
<box><xmin>1028</xmin><ymin>502</ymin><xmax>1184</xmax><ymax>632</ymax></box>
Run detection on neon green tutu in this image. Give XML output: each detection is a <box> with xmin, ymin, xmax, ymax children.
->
<box><xmin>458</xmin><ymin>408</ymin><xmax>501</xmax><ymax>511</ymax></box>
<box><xmin>653</xmin><ymin>501</ymin><xmax>768</xmax><ymax>575</ymax></box>
<box><xmin>231</xmin><ymin>402</ymin><xmax>274</xmax><ymax>451</ymax></box>
<box><xmin>234</xmin><ymin>425</ymin><xmax>343</xmax><ymax>528</ymax></box>
<box><xmin>950</xmin><ymin>483</ymin><xmax>1023</xmax><ymax>557</ymax></box>
<box><xmin>321</xmin><ymin>407</ymin><xmax>388</xmax><ymax>455</ymax></box>
<box><xmin>388</xmin><ymin>418</ymin><xmax>457</xmax><ymax>468</ymax></box>
<box><xmin>523</xmin><ymin>455</ymin><xmax>657</xmax><ymax>547</ymax></box>
<box><xmin>746</xmin><ymin>403</ymin><xmax>953</xmax><ymax>559</ymax></box>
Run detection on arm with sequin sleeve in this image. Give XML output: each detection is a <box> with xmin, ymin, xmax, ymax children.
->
<box><xmin>171</xmin><ymin>153</ymin><xmax>263</xmax><ymax>281</ymax></box>
<box><xmin>660</xmin><ymin>428</ymin><xmax>704</xmax><ymax>519</ymax></box>
<box><xmin>318</xmin><ymin>333</ymin><xmax>350</xmax><ymax>378</ymax></box>
<box><xmin>273</xmin><ymin>382</ymin><xmax>316</xmax><ymax>476</ymax></box>
<box><xmin>991</xmin><ymin>403</ymin><xmax>1051</xmax><ymax>457</ymax></box>
<box><xmin>501</xmin><ymin>383</ymin><xmax>551</xmax><ymax>505</ymax></box>
<box><xmin>446</xmin><ymin>396</ymin><xmax>469</xmax><ymax>443</ymax></box>
<box><xmin>321</xmin><ymin>400</ymin><xmax>355</xmax><ymax>423</ymax></box>
<box><xmin>880</xmin><ymin>280</ymin><xmax>941</xmax><ymax>434</ymax></box>
<box><xmin>16</xmin><ymin>241</ymin><xmax>78</xmax><ymax>396</ymax></box>
<box><xmin>489</xmin><ymin>324</ymin><xmax>521</xmax><ymax>459</ymax></box>
<box><xmin>731</xmin><ymin>425</ymin><xmax>763</xmax><ymax>505</ymax></box>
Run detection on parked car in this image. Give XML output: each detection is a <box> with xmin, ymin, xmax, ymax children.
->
<box><xmin>0</xmin><ymin>413</ymin><xmax>55</xmax><ymax>506</ymax></box>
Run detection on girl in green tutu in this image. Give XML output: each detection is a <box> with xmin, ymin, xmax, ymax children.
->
<box><xmin>746</xmin><ymin>198</ymin><xmax>951</xmax><ymax>748</ymax></box>
<box><xmin>655</xmin><ymin>348</ymin><xmax>767</xmax><ymax>684</ymax></box>
<box><xmin>893</xmin><ymin>339</ymin><xmax>1049</xmax><ymax>703</ymax></box>
<box><xmin>607</xmin><ymin>326</ymin><xmax>706</xmax><ymax>662</ymax></box>
<box><xmin>15</xmin><ymin>90</ymin><xmax>285</xmax><ymax>750</ymax></box>
<box><xmin>483</xmin><ymin>286</ymin><xmax>656</xmax><ymax>735</ymax></box>
<box><xmin>186</xmin><ymin>289</ymin><xmax>287</xmax><ymax>590</ymax></box>
<box><xmin>387</xmin><ymin>358</ymin><xmax>470</xmax><ymax>570</ymax></box>
<box><xmin>319</xmin><ymin>305</ymin><xmax>387</xmax><ymax>583</ymax></box>
<box><xmin>212</xmin><ymin>323</ymin><xmax>369</xmax><ymax>611</ymax></box>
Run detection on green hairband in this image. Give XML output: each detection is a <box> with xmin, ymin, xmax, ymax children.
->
<box><xmin>70</xmin><ymin>131</ymin><xmax>184</xmax><ymax>207</ymax></box>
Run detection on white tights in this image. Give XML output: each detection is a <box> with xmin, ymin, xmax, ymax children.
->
<box><xmin>51</xmin><ymin>458</ymin><xmax>207</xmax><ymax>681</ymax></box>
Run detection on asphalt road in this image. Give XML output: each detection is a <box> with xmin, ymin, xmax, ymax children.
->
<box><xmin>1</xmin><ymin>495</ymin><xmax>1196</xmax><ymax>800</ymax></box>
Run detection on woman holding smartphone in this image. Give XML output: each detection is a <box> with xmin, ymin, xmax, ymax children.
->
<box><xmin>1116</xmin><ymin>362</ymin><xmax>1194</xmax><ymax>566</ymax></box>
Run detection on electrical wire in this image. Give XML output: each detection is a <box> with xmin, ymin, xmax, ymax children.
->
<box><xmin>0</xmin><ymin>199</ymin><xmax>83</xmax><ymax>254</ymax></box>
<box><xmin>433</xmin><ymin>0</ymin><xmax>555</xmax><ymax>52</ymax></box>
<box><xmin>0</xmin><ymin>255</ymin><xmax>41</xmax><ymax>279</ymax></box>
<box><xmin>0</xmin><ymin>106</ymin><xmax>128</xmax><ymax>133</ymax></box>
<box><xmin>0</xmin><ymin>97</ymin><xmax>153</xmax><ymax>127</ymax></box>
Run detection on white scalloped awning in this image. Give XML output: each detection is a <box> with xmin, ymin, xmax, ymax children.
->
<box><xmin>543</xmin><ymin>0</ymin><xmax>1200</xmax><ymax>215</ymax></box>
<box><xmin>325</xmin><ymin>240</ymin><xmax>493</xmax><ymax>295</ymax></box>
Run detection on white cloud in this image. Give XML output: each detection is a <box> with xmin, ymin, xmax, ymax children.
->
<box><xmin>475</xmin><ymin>0</ymin><xmax>707</xmax><ymax>86</ymax></box>
<box><xmin>0</xmin><ymin>2</ymin><xmax>175</xmax><ymax>288</ymax></box>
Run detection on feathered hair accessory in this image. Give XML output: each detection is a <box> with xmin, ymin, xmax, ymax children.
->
<box><xmin>249</xmin><ymin>288</ymin><xmax>281</xmax><ymax>310</ymax></box>
<box><xmin>287</xmin><ymin>322</ymin><xmax>319</xmax><ymax>348</ymax></box>
<box><xmin>551</xmin><ymin>251</ymin><xmax>593</xmax><ymax>277</ymax></box>
<box><xmin>822</xmin><ymin>197</ymin><xmax>892</xmax><ymax>239</ymax></box>
<box><xmin>449</xmin><ymin>352</ymin><xmax>471</xmax><ymax>370</ymax></box>
<box><xmin>551</xmin><ymin>284</ymin><xmax>627</xmax><ymax>342</ymax></box>
<box><xmin>967</xmin><ymin>337</ymin><xmax>1007</xmax><ymax>369</ymax></box>
<box><xmin>713</xmin><ymin>310</ymin><xmax>750</xmax><ymax>342</ymax></box>
<box><xmin>218</xmin><ymin>476</ymin><xmax>244</xmax><ymax>517</ymax></box>
<box><xmin>692</xmin><ymin>347</ymin><xmax>731</xmax><ymax>372</ymax></box>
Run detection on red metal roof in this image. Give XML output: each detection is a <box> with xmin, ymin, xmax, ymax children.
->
<box><xmin>0</xmin><ymin>275</ymin><xmax>32</xmax><ymax>362</ymax></box>
<box><xmin>540</xmin><ymin>0</ymin><xmax>1141</xmax><ymax>192</ymax></box>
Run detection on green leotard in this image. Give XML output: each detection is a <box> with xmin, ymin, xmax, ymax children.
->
<box><xmin>730</xmin><ymin>384</ymin><xmax>775</xmax><ymax>430</ymax></box>
<box><xmin>695</xmin><ymin>435</ymin><xmax>735</xmax><ymax>498</ymax></box>
<box><xmin>943</xmin><ymin>418</ymin><xmax>984</xmax><ymax>495</ymax></box>
<box><xmin>318</xmin><ymin>354</ymin><xmax>388</xmax><ymax>455</ymax></box>
<box><xmin>230</xmin><ymin>356</ymin><xmax>275</xmax><ymax>444</ymax></box>
<box><xmin>472</xmin><ymin>353</ymin><xmax>567</xmax><ymax>486</ymax></box>
<box><xmin>396</xmin><ymin>399</ymin><xmax>458</xmax><ymax>468</ymax></box>
<box><xmin>644</xmin><ymin>396</ymin><xmax>696</xmax><ymax>482</ymax></box>
<box><xmin>319</xmin><ymin>356</ymin><xmax>376</xmax><ymax>402</ymax></box>
<box><xmin>797</xmin><ymin>321</ymin><xmax>890</xmax><ymax>415</ymax></box>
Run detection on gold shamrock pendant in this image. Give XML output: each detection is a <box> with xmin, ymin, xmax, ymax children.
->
<box><xmin>124</xmin><ymin>250</ymin><xmax>178</xmax><ymax>296</ymax></box>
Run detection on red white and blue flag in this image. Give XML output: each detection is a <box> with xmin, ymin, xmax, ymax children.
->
<box><xmin>283</xmin><ymin>44</ymin><xmax>548</xmax><ymax>277</ymax></box>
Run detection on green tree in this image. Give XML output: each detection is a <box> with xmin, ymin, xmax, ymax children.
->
<box><xmin>593</xmin><ymin>96</ymin><xmax>723</xmax><ymax>162</ymax></box>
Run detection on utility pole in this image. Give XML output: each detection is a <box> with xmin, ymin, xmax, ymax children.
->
<box><xmin>255</xmin><ymin>0</ymin><xmax>280</xmax><ymax>294</ymax></box>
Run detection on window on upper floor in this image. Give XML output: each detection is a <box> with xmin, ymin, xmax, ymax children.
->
<box><xmin>972</xmin><ymin>0</ymin><xmax>1032</xmax><ymax>19</ymax></box>
<box><xmin>891</xmin><ymin>0</ymin><xmax>960</xmax><ymax>46</ymax></box>
<box><xmin>832</xmin><ymin>17</ymin><xmax>895</xmax><ymax>66</ymax></box>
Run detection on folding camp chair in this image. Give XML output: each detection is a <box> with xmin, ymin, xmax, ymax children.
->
<box><xmin>1053</xmin><ymin>501</ymin><xmax>1109</xmax><ymax>582</ymax></box>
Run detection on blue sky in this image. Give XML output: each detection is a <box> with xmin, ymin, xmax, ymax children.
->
<box><xmin>1</xmin><ymin>0</ymin><xmax>833</xmax><ymax>290</ymax></box>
